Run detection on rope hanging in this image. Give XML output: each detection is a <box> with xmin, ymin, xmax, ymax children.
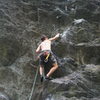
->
<box><xmin>28</xmin><ymin>66</ymin><xmax>39</xmax><ymax>100</ymax></box>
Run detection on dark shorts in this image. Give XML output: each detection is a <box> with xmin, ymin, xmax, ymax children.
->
<box><xmin>39</xmin><ymin>50</ymin><xmax>57</xmax><ymax>67</ymax></box>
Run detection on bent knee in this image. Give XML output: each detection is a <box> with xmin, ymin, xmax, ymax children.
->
<box><xmin>53</xmin><ymin>63</ymin><xmax>58</xmax><ymax>68</ymax></box>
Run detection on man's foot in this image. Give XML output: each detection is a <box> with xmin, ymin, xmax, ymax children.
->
<box><xmin>45</xmin><ymin>76</ymin><xmax>52</xmax><ymax>81</ymax></box>
<box><xmin>40</xmin><ymin>76</ymin><xmax>44</xmax><ymax>83</ymax></box>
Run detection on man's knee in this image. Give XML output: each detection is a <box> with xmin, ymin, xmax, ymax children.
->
<box><xmin>40</xmin><ymin>64</ymin><xmax>44</xmax><ymax>68</ymax></box>
<box><xmin>53</xmin><ymin>63</ymin><xmax>58</xmax><ymax>68</ymax></box>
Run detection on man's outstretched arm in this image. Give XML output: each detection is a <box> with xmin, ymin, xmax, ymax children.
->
<box><xmin>49</xmin><ymin>33</ymin><xmax>60</xmax><ymax>41</ymax></box>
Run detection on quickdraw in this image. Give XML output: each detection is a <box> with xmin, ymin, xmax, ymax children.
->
<box><xmin>44</xmin><ymin>53</ymin><xmax>50</xmax><ymax>62</ymax></box>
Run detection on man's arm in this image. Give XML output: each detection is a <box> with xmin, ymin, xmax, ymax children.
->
<box><xmin>49</xmin><ymin>33</ymin><xmax>60</xmax><ymax>41</ymax></box>
<box><xmin>36</xmin><ymin>44</ymin><xmax>41</xmax><ymax>53</ymax></box>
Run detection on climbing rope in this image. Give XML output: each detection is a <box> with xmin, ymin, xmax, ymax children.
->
<box><xmin>29</xmin><ymin>66</ymin><xmax>39</xmax><ymax>100</ymax></box>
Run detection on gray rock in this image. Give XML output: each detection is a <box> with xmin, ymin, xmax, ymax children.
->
<box><xmin>0</xmin><ymin>92</ymin><xmax>10</xmax><ymax>100</ymax></box>
<box><xmin>35</xmin><ymin>71</ymin><xmax>100</xmax><ymax>100</ymax></box>
<box><xmin>0</xmin><ymin>0</ymin><xmax>100</xmax><ymax>100</ymax></box>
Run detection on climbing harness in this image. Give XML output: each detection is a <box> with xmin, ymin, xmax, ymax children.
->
<box><xmin>28</xmin><ymin>66</ymin><xmax>39</xmax><ymax>100</ymax></box>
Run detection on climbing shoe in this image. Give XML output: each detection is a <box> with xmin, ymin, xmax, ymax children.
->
<box><xmin>45</xmin><ymin>76</ymin><xmax>52</xmax><ymax>81</ymax></box>
<box><xmin>40</xmin><ymin>76</ymin><xmax>44</xmax><ymax>83</ymax></box>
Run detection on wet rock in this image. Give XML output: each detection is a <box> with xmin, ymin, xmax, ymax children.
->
<box><xmin>38</xmin><ymin>72</ymin><xmax>100</xmax><ymax>100</ymax></box>
<box><xmin>82</xmin><ymin>64</ymin><xmax>100</xmax><ymax>82</ymax></box>
<box><xmin>73</xmin><ymin>19</ymin><xmax>86</xmax><ymax>25</ymax></box>
<box><xmin>62</xmin><ymin>19</ymin><xmax>95</xmax><ymax>44</ymax></box>
<box><xmin>53</xmin><ymin>19</ymin><xmax>100</xmax><ymax>64</ymax></box>
<box><xmin>0</xmin><ymin>92</ymin><xmax>10</xmax><ymax>100</ymax></box>
<box><xmin>76</xmin><ymin>43</ymin><xmax>100</xmax><ymax>64</ymax></box>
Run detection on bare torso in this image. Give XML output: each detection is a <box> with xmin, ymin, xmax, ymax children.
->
<box><xmin>40</xmin><ymin>39</ymin><xmax>51</xmax><ymax>51</ymax></box>
<box><xmin>36</xmin><ymin>33</ymin><xmax>60</xmax><ymax>53</ymax></box>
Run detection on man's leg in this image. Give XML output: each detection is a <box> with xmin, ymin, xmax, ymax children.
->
<box><xmin>40</xmin><ymin>65</ymin><xmax>44</xmax><ymax>82</ymax></box>
<box><xmin>39</xmin><ymin>65</ymin><xmax>44</xmax><ymax>76</ymax></box>
<box><xmin>46</xmin><ymin>63</ymin><xmax>58</xmax><ymax>78</ymax></box>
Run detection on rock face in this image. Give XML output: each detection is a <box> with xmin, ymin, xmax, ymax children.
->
<box><xmin>33</xmin><ymin>65</ymin><xmax>100</xmax><ymax>100</ymax></box>
<box><xmin>42</xmin><ymin>65</ymin><xmax>100</xmax><ymax>100</ymax></box>
<box><xmin>0</xmin><ymin>0</ymin><xmax>100</xmax><ymax>100</ymax></box>
<box><xmin>0</xmin><ymin>92</ymin><xmax>10</xmax><ymax>100</ymax></box>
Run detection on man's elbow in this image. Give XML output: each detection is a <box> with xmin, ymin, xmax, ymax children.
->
<box><xmin>36</xmin><ymin>50</ymin><xmax>39</xmax><ymax>53</ymax></box>
<box><xmin>35</xmin><ymin>50</ymin><xmax>40</xmax><ymax>53</ymax></box>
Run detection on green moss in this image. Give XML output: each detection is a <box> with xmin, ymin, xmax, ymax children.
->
<box><xmin>0</xmin><ymin>43</ymin><xmax>8</xmax><ymax>65</ymax></box>
<box><xmin>0</xmin><ymin>37</ymin><xmax>25</xmax><ymax>66</ymax></box>
<box><xmin>0</xmin><ymin>44</ymin><xmax>7</xmax><ymax>57</ymax></box>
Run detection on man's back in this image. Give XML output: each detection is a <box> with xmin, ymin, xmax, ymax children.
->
<box><xmin>36</xmin><ymin>33</ymin><xmax>60</xmax><ymax>53</ymax></box>
<box><xmin>40</xmin><ymin>39</ymin><xmax>51</xmax><ymax>51</ymax></box>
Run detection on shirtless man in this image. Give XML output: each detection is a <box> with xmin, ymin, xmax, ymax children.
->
<box><xmin>36</xmin><ymin>33</ymin><xmax>60</xmax><ymax>82</ymax></box>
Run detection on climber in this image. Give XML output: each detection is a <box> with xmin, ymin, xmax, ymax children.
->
<box><xmin>36</xmin><ymin>33</ymin><xmax>60</xmax><ymax>82</ymax></box>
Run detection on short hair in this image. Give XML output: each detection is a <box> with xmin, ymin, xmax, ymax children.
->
<box><xmin>41</xmin><ymin>35</ymin><xmax>47</xmax><ymax>41</ymax></box>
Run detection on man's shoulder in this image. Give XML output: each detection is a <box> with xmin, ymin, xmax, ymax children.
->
<box><xmin>46</xmin><ymin>39</ymin><xmax>51</xmax><ymax>42</ymax></box>
<box><xmin>42</xmin><ymin>40</ymin><xmax>51</xmax><ymax>43</ymax></box>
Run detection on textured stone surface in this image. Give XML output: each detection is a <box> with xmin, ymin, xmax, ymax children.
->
<box><xmin>38</xmin><ymin>69</ymin><xmax>100</xmax><ymax>100</ymax></box>
<box><xmin>0</xmin><ymin>0</ymin><xmax>100</xmax><ymax>100</ymax></box>
<box><xmin>0</xmin><ymin>92</ymin><xmax>10</xmax><ymax>100</ymax></box>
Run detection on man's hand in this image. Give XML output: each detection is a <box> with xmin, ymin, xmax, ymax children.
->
<box><xmin>55</xmin><ymin>33</ymin><xmax>60</xmax><ymax>38</ymax></box>
<box><xmin>49</xmin><ymin>33</ymin><xmax>60</xmax><ymax>41</ymax></box>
